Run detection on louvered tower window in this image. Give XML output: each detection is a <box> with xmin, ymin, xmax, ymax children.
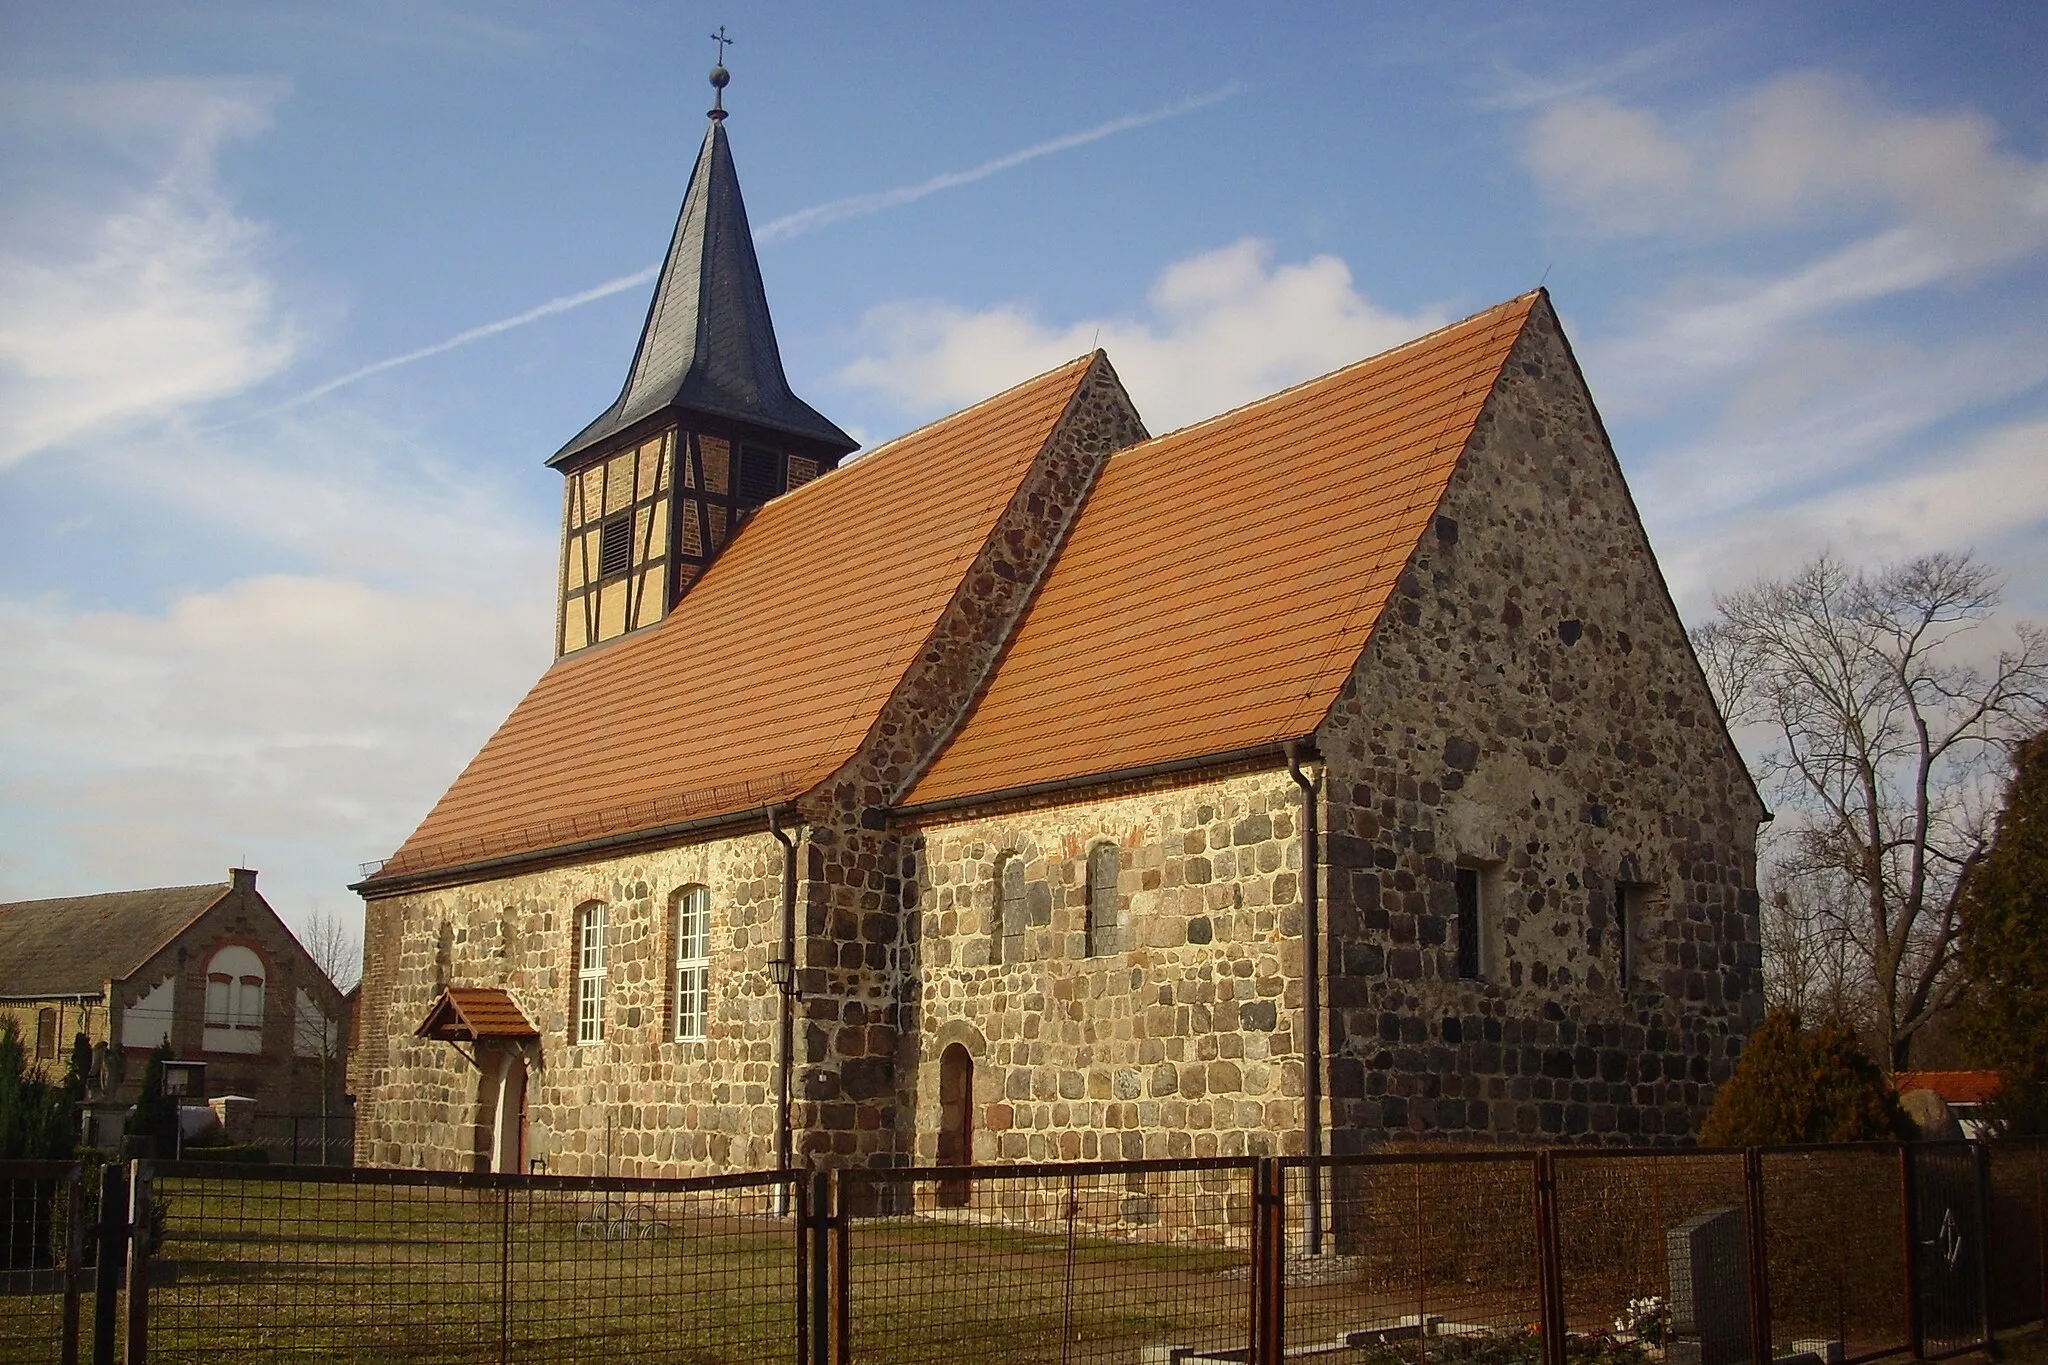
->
<box><xmin>736</xmin><ymin>446</ymin><xmax>784</xmax><ymax>503</ymax></box>
<box><xmin>598</xmin><ymin>514</ymin><xmax>633</xmax><ymax>578</ymax></box>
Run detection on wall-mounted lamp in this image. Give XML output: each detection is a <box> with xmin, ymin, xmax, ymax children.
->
<box><xmin>768</xmin><ymin>958</ymin><xmax>793</xmax><ymax>990</ymax></box>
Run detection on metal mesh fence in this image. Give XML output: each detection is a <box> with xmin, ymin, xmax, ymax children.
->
<box><xmin>1987</xmin><ymin>1140</ymin><xmax>2046</xmax><ymax>1328</ymax></box>
<box><xmin>1283</xmin><ymin>1152</ymin><xmax>1543</xmax><ymax>1361</ymax></box>
<box><xmin>0</xmin><ymin>1163</ymin><xmax>84</xmax><ymax>1365</ymax></box>
<box><xmin>1552</xmin><ymin>1149</ymin><xmax>1752</xmax><ymax>1358</ymax></box>
<box><xmin>144</xmin><ymin>1163</ymin><xmax>801</xmax><ymax>1363</ymax></box>
<box><xmin>837</xmin><ymin>1158</ymin><xmax>1255</xmax><ymax>1365</ymax></box>
<box><xmin>1759</xmin><ymin>1145</ymin><xmax>1909</xmax><ymax>1362</ymax></box>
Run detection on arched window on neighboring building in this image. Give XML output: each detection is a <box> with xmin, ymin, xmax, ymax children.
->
<box><xmin>203</xmin><ymin>945</ymin><xmax>266</xmax><ymax>1054</ymax></box>
<box><xmin>994</xmin><ymin>854</ymin><xmax>1026</xmax><ymax>965</ymax></box>
<box><xmin>574</xmin><ymin>903</ymin><xmax>608</xmax><ymax>1045</ymax></box>
<box><xmin>34</xmin><ymin>1008</ymin><xmax>56</xmax><ymax>1060</ymax></box>
<box><xmin>1085</xmin><ymin>843</ymin><xmax>1120</xmax><ymax>957</ymax></box>
<box><xmin>672</xmin><ymin>885</ymin><xmax>711</xmax><ymax>1041</ymax></box>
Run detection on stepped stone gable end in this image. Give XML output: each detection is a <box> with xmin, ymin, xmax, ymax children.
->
<box><xmin>1313</xmin><ymin>297</ymin><xmax>1766</xmax><ymax>1146</ymax></box>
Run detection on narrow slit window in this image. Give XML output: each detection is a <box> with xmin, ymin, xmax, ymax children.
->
<box><xmin>1617</xmin><ymin>883</ymin><xmax>1651</xmax><ymax>991</ymax></box>
<box><xmin>1455</xmin><ymin>867</ymin><xmax>1482</xmax><ymax>980</ymax></box>
<box><xmin>995</xmin><ymin>854</ymin><xmax>1026</xmax><ymax>965</ymax></box>
<box><xmin>673</xmin><ymin>886</ymin><xmax>711</xmax><ymax>1041</ymax></box>
<box><xmin>598</xmin><ymin>514</ymin><xmax>633</xmax><ymax>578</ymax></box>
<box><xmin>576</xmin><ymin>903</ymin><xmax>608</xmax><ymax>1045</ymax></box>
<box><xmin>1085</xmin><ymin>843</ymin><xmax>1119</xmax><ymax>957</ymax></box>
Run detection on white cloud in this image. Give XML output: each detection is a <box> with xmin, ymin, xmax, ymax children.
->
<box><xmin>0</xmin><ymin>569</ymin><xmax>550</xmax><ymax>924</ymax></box>
<box><xmin>1525</xmin><ymin>96</ymin><xmax>1696</xmax><ymax>233</ymax></box>
<box><xmin>0</xmin><ymin>80</ymin><xmax>298</xmax><ymax>466</ymax></box>
<box><xmin>838</xmin><ymin>239</ymin><xmax>1446</xmax><ymax>434</ymax></box>
<box><xmin>1653</xmin><ymin>416</ymin><xmax>2048</xmax><ymax>619</ymax></box>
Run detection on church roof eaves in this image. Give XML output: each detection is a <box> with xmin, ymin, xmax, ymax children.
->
<box><xmin>903</xmin><ymin>293</ymin><xmax>1542</xmax><ymax>810</ymax></box>
<box><xmin>365</xmin><ymin>355</ymin><xmax>1103</xmax><ymax>891</ymax></box>
<box><xmin>550</xmin><ymin>118</ymin><xmax>855</xmax><ymax>470</ymax></box>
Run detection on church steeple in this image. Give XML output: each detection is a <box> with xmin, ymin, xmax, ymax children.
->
<box><xmin>549</xmin><ymin>54</ymin><xmax>857</xmax><ymax>659</ymax></box>
<box><xmin>550</xmin><ymin>66</ymin><xmax>855</xmax><ymax>470</ymax></box>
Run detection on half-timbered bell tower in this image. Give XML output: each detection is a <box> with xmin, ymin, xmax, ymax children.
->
<box><xmin>549</xmin><ymin>58</ymin><xmax>857</xmax><ymax>658</ymax></box>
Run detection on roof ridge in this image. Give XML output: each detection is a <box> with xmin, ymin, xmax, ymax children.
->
<box><xmin>1116</xmin><ymin>292</ymin><xmax>1540</xmax><ymax>455</ymax></box>
<box><xmin>0</xmin><ymin>880</ymin><xmax>230</xmax><ymax>912</ymax></box>
<box><xmin>761</xmin><ymin>351</ymin><xmax>1100</xmax><ymax>511</ymax></box>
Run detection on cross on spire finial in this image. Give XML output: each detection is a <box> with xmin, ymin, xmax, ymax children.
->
<box><xmin>707</xmin><ymin>25</ymin><xmax>734</xmax><ymax>120</ymax></box>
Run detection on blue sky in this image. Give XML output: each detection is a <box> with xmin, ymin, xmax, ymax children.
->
<box><xmin>3</xmin><ymin>2</ymin><xmax>2045</xmax><ymax>939</ymax></box>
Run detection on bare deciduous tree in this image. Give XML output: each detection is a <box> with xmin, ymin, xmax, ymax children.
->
<box><xmin>1693</xmin><ymin>551</ymin><xmax>2047</xmax><ymax>1069</ymax></box>
<box><xmin>302</xmin><ymin>908</ymin><xmax>362</xmax><ymax>993</ymax></box>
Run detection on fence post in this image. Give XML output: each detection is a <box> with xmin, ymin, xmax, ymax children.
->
<box><xmin>92</xmin><ymin>1163</ymin><xmax>124</xmax><ymax>1365</ymax></box>
<box><xmin>805</xmin><ymin>1170</ymin><xmax>831</xmax><ymax>1365</ymax></box>
<box><xmin>1248</xmin><ymin>1158</ymin><xmax>1284</xmax><ymax>1365</ymax></box>
<box><xmin>1971</xmin><ymin>1143</ymin><xmax>1994</xmax><ymax>1353</ymax></box>
<box><xmin>1742</xmin><ymin>1148</ymin><xmax>1772</xmax><ymax>1365</ymax></box>
<box><xmin>123</xmin><ymin>1160</ymin><xmax>152</xmax><ymax>1365</ymax></box>
<box><xmin>499</xmin><ymin>1184</ymin><xmax>513</xmax><ymax>1365</ymax></box>
<box><xmin>1902</xmin><ymin>1144</ymin><xmax>1925</xmax><ymax>1360</ymax></box>
<box><xmin>1533</xmin><ymin>1151</ymin><xmax>1566</xmax><ymax>1365</ymax></box>
<box><xmin>61</xmin><ymin>1167</ymin><xmax>83</xmax><ymax>1365</ymax></box>
<box><xmin>828</xmin><ymin>1170</ymin><xmax>850</xmax><ymax>1365</ymax></box>
<box><xmin>794</xmin><ymin>1176</ymin><xmax>810</xmax><ymax>1365</ymax></box>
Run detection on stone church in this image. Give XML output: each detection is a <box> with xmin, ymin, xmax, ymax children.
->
<box><xmin>349</xmin><ymin>73</ymin><xmax>1766</xmax><ymax>1177</ymax></box>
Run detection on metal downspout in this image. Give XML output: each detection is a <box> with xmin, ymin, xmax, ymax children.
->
<box><xmin>768</xmin><ymin>806</ymin><xmax>799</xmax><ymax>1185</ymax></box>
<box><xmin>1285</xmin><ymin>741</ymin><xmax>1325</xmax><ymax>1256</ymax></box>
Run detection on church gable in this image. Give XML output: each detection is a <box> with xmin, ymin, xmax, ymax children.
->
<box><xmin>1314</xmin><ymin>293</ymin><xmax>1763</xmax><ymax>1141</ymax></box>
<box><xmin>904</xmin><ymin>294</ymin><xmax>1539</xmax><ymax>811</ymax></box>
<box><xmin>366</xmin><ymin>356</ymin><xmax>1123</xmax><ymax>893</ymax></box>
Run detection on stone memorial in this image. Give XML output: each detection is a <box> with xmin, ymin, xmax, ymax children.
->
<box><xmin>1666</xmin><ymin>1206</ymin><xmax>1751</xmax><ymax>1365</ymax></box>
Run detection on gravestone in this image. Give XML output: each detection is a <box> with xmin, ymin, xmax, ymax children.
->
<box><xmin>1665</xmin><ymin>1206</ymin><xmax>1751</xmax><ymax>1365</ymax></box>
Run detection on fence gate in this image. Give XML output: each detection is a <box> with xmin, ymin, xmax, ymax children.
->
<box><xmin>1909</xmin><ymin>1143</ymin><xmax>1990</xmax><ymax>1355</ymax></box>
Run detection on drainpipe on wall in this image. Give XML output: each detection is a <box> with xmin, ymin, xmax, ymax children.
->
<box><xmin>1284</xmin><ymin>741</ymin><xmax>1326</xmax><ymax>1256</ymax></box>
<box><xmin>767</xmin><ymin>805</ymin><xmax>800</xmax><ymax>1190</ymax></box>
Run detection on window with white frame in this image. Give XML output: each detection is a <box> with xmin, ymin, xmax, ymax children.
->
<box><xmin>673</xmin><ymin>885</ymin><xmax>711</xmax><ymax>1041</ymax></box>
<box><xmin>575</xmin><ymin>903</ymin><xmax>608</xmax><ymax>1045</ymax></box>
<box><xmin>203</xmin><ymin>945</ymin><xmax>266</xmax><ymax>1054</ymax></box>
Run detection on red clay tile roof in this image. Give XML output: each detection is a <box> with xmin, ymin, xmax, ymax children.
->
<box><xmin>1894</xmin><ymin>1070</ymin><xmax>2003</xmax><ymax>1105</ymax></box>
<box><xmin>371</xmin><ymin>356</ymin><xmax>1101</xmax><ymax>884</ymax></box>
<box><xmin>0</xmin><ymin>883</ymin><xmax>229</xmax><ymax>997</ymax></box>
<box><xmin>907</xmin><ymin>294</ymin><xmax>1540</xmax><ymax>808</ymax></box>
<box><xmin>416</xmin><ymin>986</ymin><xmax>539</xmax><ymax>1041</ymax></box>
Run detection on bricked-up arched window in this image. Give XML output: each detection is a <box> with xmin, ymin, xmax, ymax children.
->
<box><xmin>1085</xmin><ymin>843</ymin><xmax>1119</xmax><ymax>957</ymax></box>
<box><xmin>994</xmin><ymin>854</ymin><xmax>1027</xmax><ymax>965</ymax></box>
<box><xmin>672</xmin><ymin>885</ymin><xmax>711</xmax><ymax>1041</ymax></box>
<box><xmin>575</xmin><ymin>903</ymin><xmax>608</xmax><ymax>1045</ymax></box>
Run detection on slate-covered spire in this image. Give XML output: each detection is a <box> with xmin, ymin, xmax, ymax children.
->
<box><xmin>550</xmin><ymin>68</ymin><xmax>855</xmax><ymax>468</ymax></box>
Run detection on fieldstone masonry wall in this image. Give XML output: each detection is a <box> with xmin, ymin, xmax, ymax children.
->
<box><xmin>1313</xmin><ymin>299</ymin><xmax>1765</xmax><ymax>1146</ymax></box>
<box><xmin>355</xmin><ymin>301</ymin><xmax>1763</xmax><ymax>1173</ymax></box>
<box><xmin>901</xmin><ymin>771</ymin><xmax>1310</xmax><ymax>1164</ymax></box>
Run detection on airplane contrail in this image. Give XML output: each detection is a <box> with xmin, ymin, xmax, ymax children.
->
<box><xmin>226</xmin><ymin>82</ymin><xmax>1246</xmax><ymax>423</ymax></box>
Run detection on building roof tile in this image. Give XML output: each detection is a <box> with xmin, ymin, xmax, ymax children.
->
<box><xmin>0</xmin><ymin>883</ymin><xmax>230</xmax><ymax>997</ymax></box>
<box><xmin>416</xmin><ymin>986</ymin><xmax>539</xmax><ymax>1041</ymax></box>
<box><xmin>906</xmin><ymin>294</ymin><xmax>1540</xmax><ymax>808</ymax></box>
<box><xmin>370</xmin><ymin>356</ymin><xmax>1102</xmax><ymax>884</ymax></box>
<box><xmin>1894</xmin><ymin>1070</ymin><xmax>2003</xmax><ymax>1105</ymax></box>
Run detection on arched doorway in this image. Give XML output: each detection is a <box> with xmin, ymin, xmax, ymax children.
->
<box><xmin>937</xmin><ymin>1043</ymin><xmax>973</xmax><ymax>1207</ymax></box>
<box><xmin>489</xmin><ymin>1049</ymin><xmax>528</xmax><ymax>1174</ymax></box>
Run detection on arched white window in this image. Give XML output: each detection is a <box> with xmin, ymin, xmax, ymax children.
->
<box><xmin>672</xmin><ymin>886</ymin><xmax>711</xmax><ymax>1041</ymax></box>
<box><xmin>203</xmin><ymin>945</ymin><xmax>266</xmax><ymax>1054</ymax></box>
<box><xmin>575</xmin><ymin>903</ymin><xmax>607</xmax><ymax>1045</ymax></box>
